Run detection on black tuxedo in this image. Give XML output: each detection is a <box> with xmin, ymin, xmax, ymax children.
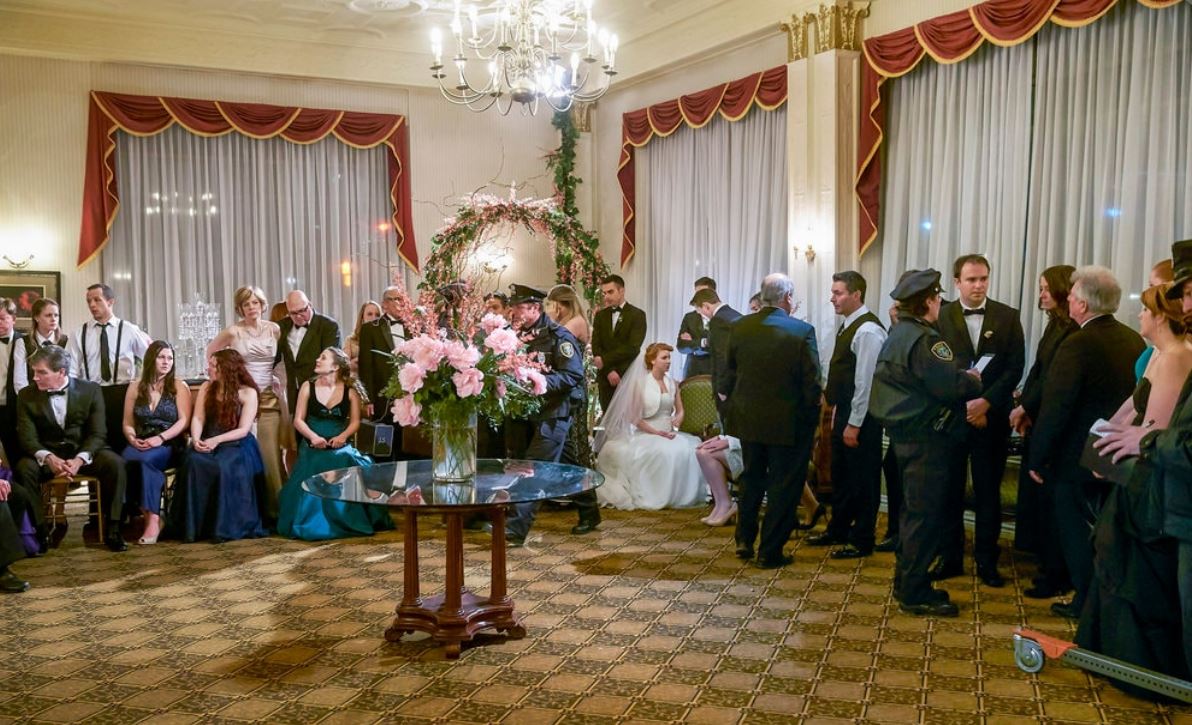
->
<box><xmin>675</xmin><ymin>311</ymin><xmax>711</xmax><ymax>378</ymax></box>
<box><xmin>14</xmin><ymin>378</ymin><xmax>127</xmax><ymax>529</ymax></box>
<box><xmin>276</xmin><ymin>313</ymin><xmax>341</xmax><ymax>415</ymax></box>
<box><xmin>1028</xmin><ymin>314</ymin><xmax>1145</xmax><ymax>606</ymax></box>
<box><xmin>935</xmin><ymin>298</ymin><xmax>1026</xmax><ymax>569</ymax></box>
<box><xmin>720</xmin><ymin>307</ymin><xmax>821</xmax><ymax>564</ymax></box>
<box><xmin>358</xmin><ymin>317</ymin><xmax>405</xmax><ymax>407</ymax></box>
<box><xmin>708</xmin><ymin>304</ymin><xmax>742</xmax><ymax>418</ymax></box>
<box><xmin>0</xmin><ymin>330</ymin><xmax>25</xmax><ymax>459</ymax></box>
<box><xmin>591</xmin><ymin>302</ymin><xmax>646</xmax><ymax>409</ymax></box>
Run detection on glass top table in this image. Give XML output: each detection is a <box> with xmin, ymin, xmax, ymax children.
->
<box><xmin>301</xmin><ymin>458</ymin><xmax>604</xmax><ymax>509</ymax></box>
<box><xmin>300</xmin><ymin>459</ymin><xmax>603</xmax><ymax>658</ymax></box>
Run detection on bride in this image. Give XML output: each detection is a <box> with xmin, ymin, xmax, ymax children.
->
<box><xmin>595</xmin><ymin>342</ymin><xmax>707</xmax><ymax>510</ymax></box>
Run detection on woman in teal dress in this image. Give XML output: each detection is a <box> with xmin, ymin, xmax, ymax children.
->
<box><xmin>278</xmin><ymin>347</ymin><xmax>394</xmax><ymax>540</ymax></box>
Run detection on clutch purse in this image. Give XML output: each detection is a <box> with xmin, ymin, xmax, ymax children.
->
<box><xmin>1079</xmin><ymin>432</ymin><xmax>1136</xmax><ymax>485</ymax></box>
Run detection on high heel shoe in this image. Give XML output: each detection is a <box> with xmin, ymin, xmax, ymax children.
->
<box><xmin>704</xmin><ymin>504</ymin><xmax>737</xmax><ymax>527</ymax></box>
<box><xmin>793</xmin><ymin>503</ymin><xmax>827</xmax><ymax>531</ymax></box>
<box><xmin>137</xmin><ymin>533</ymin><xmax>159</xmax><ymax>546</ymax></box>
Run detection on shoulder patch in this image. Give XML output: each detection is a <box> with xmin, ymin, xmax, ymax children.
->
<box><xmin>930</xmin><ymin>341</ymin><xmax>954</xmax><ymax>362</ymax></box>
<box><xmin>560</xmin><ymin>341</ymin><xmax>576</xmax><ymax>359</ymax></box>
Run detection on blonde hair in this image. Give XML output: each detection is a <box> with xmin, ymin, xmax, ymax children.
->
<box><xmin>234</xmin><ymin>286</ymin><xmax>268</xmax><ymax>317</ymax></box>
<box><xmin>547</xmin><ymin>284</ymin><xmax>585</xmax><ymax>323</ymax></box>
<box><xmin>352</xmin><ymin>300</ymin><xmax>382</xmax><ymax>341</ymax></box>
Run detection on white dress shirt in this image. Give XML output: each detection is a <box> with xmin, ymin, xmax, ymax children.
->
<box><xmin>841</xmin><ymin>305</ymin><xmax>887</xmax><ymax>428</ymax></box>
<box><xmin>959</xmin><ymin>301</ymin><xmax>986</xmax><ymax>352</ymax></box>
<box><xmin>68</xmin><ymin>316</ymin><xmax>151</xmax><ymax>385</ymax></box>
<box><xmin>0</xmin><ymin>332</ymin><xmax>13</xmax><ymax>405</ymax></box>
<box><xmin>288</xmin><ymin>324</ymin><xmax>308</xmax><ymax>358</ymax></box>
<box><xmin>382</xmin><ymin>316</ymin><xmax>406</xmax><ymax>350</ymax></box>
<box><xmin>13</xmin><ymin>332</ymin><xmax>61</xmax><ymax>393</ymax></box>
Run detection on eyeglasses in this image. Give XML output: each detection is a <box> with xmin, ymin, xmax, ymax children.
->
<box><xmin>383</xmin><ymin>296</ymin><xmax>401</xmax><ymax>303</ymax></box>
<box><xmin>288</xmin><ymin>304</ymin><xmax>312</xmax><ymax>317</ymax></box>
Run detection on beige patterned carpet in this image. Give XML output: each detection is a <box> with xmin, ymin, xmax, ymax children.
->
<box><xmin>0</xmin><ymin>507</ymin><xmax>1189</xmax><ymax>725</ymax></box>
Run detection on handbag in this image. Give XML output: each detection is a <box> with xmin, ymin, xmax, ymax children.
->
<box><xmin>357</xmin><ymin>418</ymin><xmax>394</xmax><ymax>458</ymax></box>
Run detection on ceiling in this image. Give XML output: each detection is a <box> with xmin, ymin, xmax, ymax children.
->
<box><xmin>0</xmin><ymin>0</ymin><xmax>791</xmax><ymax>89</ymax></box>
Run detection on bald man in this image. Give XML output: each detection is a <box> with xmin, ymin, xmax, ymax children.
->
<box><xmin>275</xmin><ymin>290</ymin><xmax>341</xmax><ymax>416</ymax></box>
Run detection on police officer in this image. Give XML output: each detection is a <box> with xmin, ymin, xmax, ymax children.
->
<box><xmin>503</xmin><ymin>284</ymin><xmax>598</xmax><ymax>546</ymax></box>
<box><xmin>869</xmin><ymin>269</ymin><xmax>982</xmax><ymax>617</ymax></box>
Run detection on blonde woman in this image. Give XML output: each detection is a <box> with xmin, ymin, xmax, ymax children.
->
<box><xmin>546</xmin><ymin>285</ymin><xmax>595</xmax><ymax>469</ymax></box>
<box><xmin>345</xmin><ymin>300</ymin><xmax>382</xmax><ymax>373</ymax></box>
<box><xmin>209</xmin><ymin>286</ymin><xmax>286</xmax><ymax>524</ymax></box>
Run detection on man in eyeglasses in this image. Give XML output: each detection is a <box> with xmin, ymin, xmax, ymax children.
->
<box><xmin>275</xmin><ymin>290</ymin><xmax>341</xmax><ymax>417</ymax></box>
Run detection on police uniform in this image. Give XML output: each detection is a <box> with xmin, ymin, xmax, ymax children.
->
<box><xmin>503</xmin><ymin>285</ymin><xmax>597</xmax><ymax>543</ymax></box>
<box><xmin>869</xmin><ymin>269</ymin><xmax>981</xmax><ymax>616</ymax></box>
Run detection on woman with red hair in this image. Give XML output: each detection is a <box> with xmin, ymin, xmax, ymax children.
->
<box><xmin>168</xmin><ymin>349</ymin><xmax>267</xmax><ymax>542</ymax></box>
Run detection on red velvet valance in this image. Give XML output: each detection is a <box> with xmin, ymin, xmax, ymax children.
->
<box><xmin>856</xmin><ymin>0</ymin><xmax>1184</xmax><ymax>256</ymax></box>
<box><xmin>79</xmin><ymin>91</ymin><xmax>418</xmax><ymax>270</ymax></box>
<box><xmin>618</xmin><ymin>66</ymin><xmax>787</xmax><ymax>267</ymax></box>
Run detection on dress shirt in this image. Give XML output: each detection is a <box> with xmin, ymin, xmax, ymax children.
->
<box><xmin>959</xmin><ymin>301</ymin><xmax>986</xmax><ymax>351</ymax></box>
<box><xmin>68</xmin><ymin>317</ymin><xmax>150</xmax><ymax>384</ymax></box>
<box><xmin>843</xmin><ymin>305</ymin><xmax>887</xmax><ymax>428</ymax></box>
<box><xmin>610</xmin><ymin>306</ymin><xmax>622</xmax><ymax>329</ymax></box>
<box><xmin>0</xmin><ymin>332</ymin><xmax>12</xmax><ymax>405</ymax></box>
<box><xmin>1081</xmin><ymin>313</ymin><xmax>1108</xmax><ymax>329</ymax></box>
<box><xmin>288</xmin><ymin>324</ymin><xmax>307</xmax><ymax>358</ymax></box>
<box><xmin>13</xmin><ymin>332</ymin><xmax>60</xmax><ymax>393</ymax></box>
<box><xmin>34</xmin><ymin>384</ymin><xmax>92</xmax><ymax>467</ymax></box>
<box><xmin>383</xmin><ymin>316</ymin><xmax>406</xmax><ymax>350</ymax></box>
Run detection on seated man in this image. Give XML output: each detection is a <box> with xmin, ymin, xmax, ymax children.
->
<box><xmin>14</xmin><ymin>345</ymin><xmax>128</xmax><ymax>552</ymax></box>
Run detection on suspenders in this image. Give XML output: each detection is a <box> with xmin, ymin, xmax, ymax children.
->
<box><xmin>80</xmin><ymin>320</ymin><xmax>124</xmax><ymax>383</ymax></box>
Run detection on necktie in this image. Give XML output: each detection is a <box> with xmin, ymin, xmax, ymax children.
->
<box><xmin>963</xmin><ymin>308</ymin><xmax>985</xmax><ymax>317</ymax></box>
<box><xmin>99</xmin><ymin>322</ymin><xmax>112</xmax><ymax>382</ymax></box>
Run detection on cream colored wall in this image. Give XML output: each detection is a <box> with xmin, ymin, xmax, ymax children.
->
<box><xmin>0</xmin><ymin>53</ymin><xmax>558</xmax><ymax>332</ymax></box>
<box><xmin>863</xmin><ymin>0</ymin><xmax>975</xmax><ymax>37</ymax></box>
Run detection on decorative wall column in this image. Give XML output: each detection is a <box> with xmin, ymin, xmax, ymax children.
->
<box><xmin>570</xmin><ymin>102</ymin><xmax>598</xmax><ymax>231</ymax></box>
<box><xmin>783</xmin><ymin>0</ymin><xmax>866</xmax><ymax>364</ymax></box>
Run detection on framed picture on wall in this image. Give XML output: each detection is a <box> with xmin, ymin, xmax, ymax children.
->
<box><xmin>0</xmin><ymin>270</ymin><xmax>62</xmax><ymax>333</ymax></box>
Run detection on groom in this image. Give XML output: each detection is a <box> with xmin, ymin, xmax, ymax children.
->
<box><xmin>591</xmin><ymin>275</ymin><xmax>647</xmax><ymax>409</ymax></box>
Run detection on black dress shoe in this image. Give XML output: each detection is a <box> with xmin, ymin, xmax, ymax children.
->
<box><xmin>977</xmin><ymin>565</ymin><xmax>1005</xmax><ymax>588</ymax></box>
<box><xmin>874</xmin><ymin>535</ymin><xmax>897</xmax><ymax>553</ymax></box>
<box><xmin>1050</xmin><ymin>601</ymin><xmax>1080</xmax><ymax>619</ymax></box>
<box><xmin>829</xmin><ymin>545</ymin><xmax>871</xmax><ymax>560</ymax></box>
<box><xmin>928</xmin><ymin>560</ymin><xmax>964</xmax><ymax>581</ymax></box>
<box><xmin>571</xmin><ymin>519</ymin><xmax>600</xmax><ymax>535</ymax></box>
<box><xmin>104</xmin><ymin>533</ymin><xmax>129</xmax><ymax>552</ymax></box>
<box><xmin>1025</xmin><ymin>583</ymin><xmax>1069</xmax><ymax>599</ymax></box>
<box><xmin>0</xmin><ymin>569</ymin><xmax>30</xmax><ymax>593</ymax></box>
<box><xmin>899</xmin><ymin>599</ymin><xmax>959</xmax><ymax>617</ymax></box>
<box><xmin>505</xmin><ymin>535</ymin><xmax>525</xmax><ymax>549</ymax></box>
<box><xmin>805</xmin><ymin>532</ymin><xmax>845</xmax><ymax>547</ymax></box>
<box><xmin>734</xmin><ymin>541</ymin><xmax>754</xmax><ymax>560</ymax></box>
<box><xmin>755</xmin><ymin>554</ymin><xmax>794</xmax><ymax>569</ymax></box>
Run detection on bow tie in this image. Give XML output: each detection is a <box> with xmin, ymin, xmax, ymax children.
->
<box><xmin>387</xmin><ymin>318</ymin><xmax>402</xmax><ymax>327</ymax></box>
<box><xmin>0</xmin><ymin>337</ymin><xmax>9</xmax><ymax>345</ymax></box>
<box><xmin>610</xmin><ymin>306</ymin><xmax>622</xmax><ymax>314</ymax></box>
<box><xmin>293</xmin><ymin>324</ymin><xmax>307</xmax><ymax>330</ymax></box>
<box><xmin>963</xmin><ymin>308</ymin><xmax>985</xmax><ymax>317</ymax></box>
<box><xmin>47</xmin><ymin>389</ymin><xmax>67</xmax><ymax>397</ymax></box>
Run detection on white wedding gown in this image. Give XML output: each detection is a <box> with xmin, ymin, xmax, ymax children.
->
<box><xmin>596</xmin><ymin>376</ymin><xmax>707</xmax><ymax>510</ymax></box>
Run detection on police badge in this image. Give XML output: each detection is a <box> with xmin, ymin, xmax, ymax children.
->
<box><xmin>930</xmin><ymin>341</ymin><xmax>954</xmax><ymax>361</ymax></box>
<box><xmin>560</xmin><ymin>341</ymin><xmax>576</xmax><ymax>359</ymax></box>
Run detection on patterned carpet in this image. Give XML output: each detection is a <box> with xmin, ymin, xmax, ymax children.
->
<box><xmin>0</xmin><ymin>506</ymin><xmax>1188</xmax><ymax>725</ymax></box>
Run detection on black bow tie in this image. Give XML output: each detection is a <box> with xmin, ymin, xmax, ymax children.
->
<box><xmin>0</xmin><ymin>337</ymin><xmax>9</xmax><ymax>345</ymax></box>
<box><xmin>293</xmin><ymin>324</ymin><xmax>307</xmax><ymax>330</ymax></box>
<box><xmin>47</xmin><ymin>389</ymin><xmax>67</xmax><ymax>397</ymax></box>
<box><xmin>963</xmin><ymin>308</ymin><xmax>985</xmax><ymax>317</ymax></box>
<box><xmin>387</xmin><ymin>318</ymin><xmax>402</xmax><ymax>327</ymax></box>
<box><xmin>610</xmin><ymin>306</ymin><xmax>623</xmax><ymax>314</ymax></box>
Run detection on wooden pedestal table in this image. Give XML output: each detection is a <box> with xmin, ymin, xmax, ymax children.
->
<box><xmin>300</xmin><ymin>458</ymin><xmax>603</xmax><ymax>658</ymax></box>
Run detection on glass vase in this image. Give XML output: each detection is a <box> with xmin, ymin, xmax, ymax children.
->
<box><xmin>432</xmin><ymin>411</ymin><xmax>478</xmax><ymax>483</ymax></box>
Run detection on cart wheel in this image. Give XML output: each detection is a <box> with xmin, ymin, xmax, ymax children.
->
<box><xmin>1013</xmin><ymin>635</ymin><xmax>1046</xmax><ymax>674</ymax></box>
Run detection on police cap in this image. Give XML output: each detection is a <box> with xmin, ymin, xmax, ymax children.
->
<box><xmin>889</xmin><ymin>269</ymin><xmax>942</xmax><ymax>302</ymax></box>
<box><xmin>508</xmin><ymin>284</ymin><xmax>547</xmax><ymax>305</ymax></box>
<box><xmin>1167</xmin><ymin>239</ymin><xmax>1192</xmax><ymax>299</ymax></box>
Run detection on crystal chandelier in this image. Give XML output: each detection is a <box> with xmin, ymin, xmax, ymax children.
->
<box><xmin>429</xmin><ymin>0</ymin><xmax>618</xmax><ymax>115</ymax></box>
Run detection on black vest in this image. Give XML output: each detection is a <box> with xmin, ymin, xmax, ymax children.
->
<box><xmin>824</xmin><ymin>311</ymin><xmax>883</xmax><ymax>412</ymax></box>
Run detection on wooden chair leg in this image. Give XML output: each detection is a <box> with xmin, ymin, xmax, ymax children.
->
<box><xmin>94</xmin><ymin>480</ymin><xmax>105</xmax><ymax>541</ymax></box>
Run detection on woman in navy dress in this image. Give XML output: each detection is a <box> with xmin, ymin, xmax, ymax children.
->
<box><xmin>121</xmin><ymin>340</ymin><xmax>191</xmax><ymax>545</ymax></box>
<box><xmin>278</xmin><ymin>347</ymin><xmax>393</xmax><ymax>540</ymax></box>
<box><xmin>169</xmin><ymin>349</ymin><xmax>267</xmax><ymax>542</ymax></box>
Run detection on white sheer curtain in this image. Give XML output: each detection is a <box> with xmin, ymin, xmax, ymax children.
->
<box><xmin>1024</xmin><ymin>1</ymin><xmax>1192</xmax><ymax>332</ymax></box>
<box><xmin>629</xmin><ymin>107</ymin><xmax>788</xmax><ymax>374</ymax></box>
<box><xmin>877</xmin><ymin>40</ymin><xmax>1034</xmax><ymax>312</ymax></box>
<box><xmin>102</xmin><ymin>125</ymin><xmax>404</xmax><ymax>341</ymax></box>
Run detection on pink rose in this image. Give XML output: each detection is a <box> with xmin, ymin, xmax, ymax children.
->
<box><xmin>525</xmin><ymin>369</ymin><xmax>547</xmax><ymax>396</ymax></box>
<box><xmin>452</xmin><ymin>367</ymin><xmax>485</xmax><ymax>397</ymax></box>
<box><xmin>407</xmin><ymin>335</ymin><xmax>445</xmax><ymax>370</ymax></box>
<box><xmin>397</xmin><ymin>363</ymin><xmax>426</xmax><ymax>393</ymax></box>
<box><xmin>444</xmin><ymin>340</ymin><xmax>481</xmax><ymax>371</ymax></box>
<box><xmin>480</xmin><ymin>313</ymin><xmax>506</xmax><ymax>335</ymax></box>
<box><xmin>392</xmin><ymin>396</ymin><xmax>422</xmax><ymax>427</ymax></box>
<box><xmin>484</xmin><ymin>327</ymin><xmax>520</xmax><ymax>356</ymax></box>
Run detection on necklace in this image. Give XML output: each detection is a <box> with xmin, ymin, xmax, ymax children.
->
<box><xmin>240</xmin><ymin>321</ymin><xmax>269</xmax><ymax>339</ymax></box>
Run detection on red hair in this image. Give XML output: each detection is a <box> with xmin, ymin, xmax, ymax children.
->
<box><xmin>206</xmin><ymin>349</ymin><xmax>259</xmax><ymax>431</ymax></box>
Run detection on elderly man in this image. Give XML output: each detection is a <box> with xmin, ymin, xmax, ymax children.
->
<box><xmin>275</xmin><ymin>290</ymin><xmax>340</xmax><ymax>416</ymax></box>
<box><xmin>719</xmin><ymin>273</ymin><xmax>821</xmax><ymax>569</ymax></box>
<box><xmin>1096</xmin><ymin>238</ymin><xmax>1192</xmax><ymax>677</ymax></box>
<box><xmin>1028</xmin><ymin>266</ymin><xmax>1144</xmax><ymax>619</ymax></box>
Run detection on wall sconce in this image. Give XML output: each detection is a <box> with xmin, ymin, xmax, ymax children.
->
<box><xmin>340</xmin><ymin>260</ymin><xmax>353</xmax><ymax>288</ymax></box>
<box><xmin>804</xmin><ymin>245</ymin><xmax>816</xmax><ymax>263</ymax></box>
<box><xmin>3</xmin><ymin>254</ymin><xmax>33</xmax><ymax>269</ymax></box>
